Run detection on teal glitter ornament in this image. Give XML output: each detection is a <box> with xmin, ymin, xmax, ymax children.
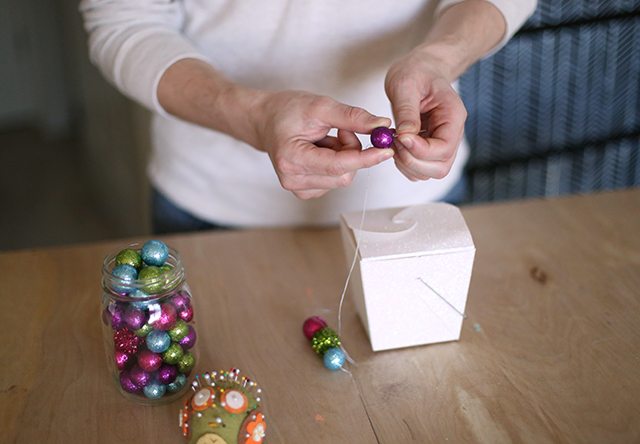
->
<box><xmin>311</xmin><ymin>327</ymin><xmax>341</xmax><ymax>355</ymax></box>
<box><xmin>177</xmin><ymin>352</ymin><xmax>195</xmax><ymax>374</ymax></box>
<box><xmin>163</xmin><ymin>343</ymin><xmax>184</xmax><ymax>364</ymax></box>
<box><xmin>141</xmin><ymin>240</ymin><xmax>169</xmax><ymax>266</ymax></box>
<box><xmin>146</xmin><ymin>330</ymin><xmax>171</xmax><ymax>353</ymax></box>
<box><xmin>111</xmin><ymin>264</ymin><xmax>138</xmax><ymax>294</ymax></box>
<box><xmin>138</xmin><ymin>266</ymin><xmax>163</xmax><ymax>294</ymax></box>
<box><xmin>115</xmin><ymin>248</ymin><xmax>142</xmax><ymax>270</ymax></box>
<box><xmin>143</xmin><ymin>382</ymin><xmax>166</xmax><ymax>399</ymax></box>
<box><xmin>134</xmin><ymin>323</ymin><xmax>153</xmax><ymax>337</ymax></box>
<box><xmin>130</xmin><ymin>289</ymin><xmax>152</xmax><ymax>310</ymax></box>
<box><xmin>323</xmin><ymin>347</ymin><xmax>346</xmax><ymax>371</ymax></box>
<box><xmin>167</xmin><ymin>373</ymin><xmax>187</xmax><ymax>393</ymax></box>
<box><xmin>168</xmin><ymin>320</ymin><xmax>189</xmax><ymax>342</ymax></box>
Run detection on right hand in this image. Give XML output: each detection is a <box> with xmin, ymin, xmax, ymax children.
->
<box><xmin>247</xmin><ymin>90</ymin><xmax>393</xmax><ymax>199</ymax></box>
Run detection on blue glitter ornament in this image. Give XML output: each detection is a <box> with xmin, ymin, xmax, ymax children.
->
<box><xmin>141</xmin><ymin>240</ymin><xmax>169</xmax><ymax>266</ymax></box>
<box><xmin>111</xmin><ymin>264</ymin><xmax>138</xmax><ymax>294</ymax></box>
<box><xmin>146</xmin><ymin>330</ymin><xmax>171</xmax><ymax>353</ymax></box>
<box><xmin>323</xmin><ymin>347</ymin><xmax>346</xmax><ymax>371</ymax></box>
<box><xmin>143</xmin><ymin>382</ymin><xmax>166</xmax><ymax>399</ymax></box>
<box><xmin>167</xmin><ymin>374</ymin><xmax>187</xmax><ymax>393</ymax></box>
<box><xmin>130</xmin><ymin>289</ymin><xmax>152</xmax><ymax>310</ymax></box>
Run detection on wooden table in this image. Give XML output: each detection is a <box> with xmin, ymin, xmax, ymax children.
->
<box><xmin>2</xmin><ymin>189</ymin><xmax>639</xmax><ymax>443</ymax></box>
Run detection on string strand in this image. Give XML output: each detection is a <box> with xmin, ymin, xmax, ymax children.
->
<box><xmin>337</xmin><ymin>170</ymin><xmax>371</xmax><ymax>365</ymax></box>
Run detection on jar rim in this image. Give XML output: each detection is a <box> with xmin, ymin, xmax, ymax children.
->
<box><xmin>101</xmin><ymin>242</ymin><xmax>185</xmax><ymax>302</ymax></box>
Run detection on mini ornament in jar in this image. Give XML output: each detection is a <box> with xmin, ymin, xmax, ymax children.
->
<box><xmin>180</xmin><ymin>368</ymin><xmax>266</xmax><ymax>444</ymax></box>
<box><xmin>101</xmin><ymin>240</ymin><xmax>198</xmax><ymax>404</ymax></box>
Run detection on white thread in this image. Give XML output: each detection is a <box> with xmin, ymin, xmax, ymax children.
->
<box><xmin>337</xmin><ymin>170</ymin><xmax>371</xmax><ymax>366</ymax></box>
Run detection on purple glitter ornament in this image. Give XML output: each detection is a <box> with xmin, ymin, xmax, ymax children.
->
<box><xmin>178</xmin><ymin>305</ymin><xmax>194</xmax><ymax>322</ymax></box>
<box><xmin>138</xmin><ymin>350</ymin><xmax>163</xmax><ymax>372</ymax></box>
<box><xmin>178</xmin><ymin>325</ymin><xmax>197</xmax><ymax>350</ymax></box>
<box><xmin>151</xmin><ymin>303</ymin><xmax>177</xmax><ymax>331</ymax></box>
<box><xmin>119</xmin><ymin>370</ymin><xmax>141</xmax><ymax>393</ymax></box>
<box><xmin>370</xmin><ymin>126</ymin><xmax>395</xmax><ymax>148</ymax></box>
<box><xmin>114</xmin><ymin>350</ymin><xmax>131</xmax><ymax>371</ymax></box>
<box><xmin>129</xmin><ymin>364</ymin><xmax>152</xmax><ymax>387</ymax></box>
<box><xmin>124</xmin><ymin>307</ymin><xmax>146</xmax><ymax>330</ymax></box>
<box><xmin>109</xmin><ymin>303</ymin><xmax>126</xmax><ymax>330</ymax></box>
<box><xmin>157</xmin><ymin>364</ymin><xmax>178</xmax><ymax>384</ymax></box>
<box><xmin>170</xmin><ymin>292</ymin><xmax>191</xmax><ymax>312</ymax></box>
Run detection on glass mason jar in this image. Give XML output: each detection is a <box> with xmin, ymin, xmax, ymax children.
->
<box><xmin>101</xmin><ymin>241</ymin><xmax>197</xmax><ymax>404</ymax></box>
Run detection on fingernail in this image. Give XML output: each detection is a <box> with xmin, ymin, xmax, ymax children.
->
<box><xmin>397</xmin><ymin>123</ymin><xmax>415</xmax><ymax>134</ymax></box>
<box><xmin>373</xmin><ymin>117</ymin><xmax>391</xmax><ymax>127</ymax></box>
<box><xmin>379</xmin><ymin>149</ymin><xmax>394</xmax><ymax>160</ymax></box>
<box><xmin>399</xmin><ymin>135</ymin><xmax>413</xmax><ymax>149</ymax></box>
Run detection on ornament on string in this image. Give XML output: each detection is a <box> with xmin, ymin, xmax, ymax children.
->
<box><xmin>370</xmin><ymin>126</ymin><xmax>430</xmax><ymax>148</ymax></box>
<box><xmin>303</xmin><ymin>316</ymin><xmax>347</xmax><ymax>372</ymax></box>
<box><xmin>370</xmin><ymin>126</ymin><xmax>395</xmax><ymax>148</ymax></box>
<box><xmin>179</xmin><ymin>368</ymin><xmax>266</xmax><ymax>444</ymax></box>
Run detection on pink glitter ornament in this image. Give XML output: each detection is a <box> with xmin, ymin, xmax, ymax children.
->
<box><xmin>178</xmin><ymin>305</ymin><xmax>194</xmax><ymax>322</ymax></box>
<box><xmin>114</xmin><ymin>350</ymin><xmax>131</xmax><ymax>371</ymax></box>
<box><xmin>151</xmin><ymin>303</ymin><xmax>177</xmax><ymax>331</ymax></box>
<box><xmin>113</xmin><ymin>328</ymin><xmax>140</xmax><ymax>355</ymax></box>
<box><xmin>303</xmin><ymin>316</ymin><xmax>327</xmax><ymax>340</ymax></box>
<box><xmin>129</xmin><ymin>365</ymin><xmax>152</xmax><ymax>387</ymax></box>
<box><xmin>157</xmin><ymin>364</ymin><xmax>178</xmax><ymax>384</ymax></box>
<box><xmin>138</xmin><ymin>350</ymin><xmax>163</xmax><ymax>372</ymax></box>
<box><xmin>178</xmin><ymin>325</ymin><xmax>197</xmax><ymax>350</ymax></box>
<box><xmin>119</xmin><ymin>370</ymin><xmax>141</xmax><ymax>393</ymax></box>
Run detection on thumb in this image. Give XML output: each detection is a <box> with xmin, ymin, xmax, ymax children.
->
<box><xmin>321</xmin><ymin>100</ymin><xmax>391</xmax><ymax>133</ymax></box>
<box><xmin>390</xmin><ymin>87</ymin><xmax>421</xmax><ymax>136</ymax></box>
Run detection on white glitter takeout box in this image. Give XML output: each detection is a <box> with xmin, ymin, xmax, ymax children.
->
<box><xmin>340</xmin><ymin>203</ymin><xmax>476</xmax><ymax>351</ymax></box>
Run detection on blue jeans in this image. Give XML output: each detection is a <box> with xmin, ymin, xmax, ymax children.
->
<box><xmin>152</xmin><ymin>177</ymin><xmax>467</xmax><ymax>234</ymax></box>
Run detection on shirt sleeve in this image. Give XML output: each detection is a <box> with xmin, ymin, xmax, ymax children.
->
<box><xmin>79</xmin><ymin>0</ymin><xmax>210</xmax><ymax>115</ymax></box>
<box><xmin>435</xmin><ymin>0</ymin><xmax>538</xmax><ymax>57</ymax></box>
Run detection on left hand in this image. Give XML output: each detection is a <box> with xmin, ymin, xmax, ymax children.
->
<box><xmin>385</xmin><ymin>49</ymin><xmax>467</xmax><ymax>181</ymax></box>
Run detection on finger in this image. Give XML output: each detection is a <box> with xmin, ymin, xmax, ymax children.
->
<box><xmin>337</xmin><ymin>129</ymin><xmax>362</xmax><ymax>151</ymax></box>
<box><xmin>394</xmin><ymin>158</ymin><xmax>420</xmax><ymax>182</ymax></box>
<box><xmin>282</xmin><ymin>172</ymin><xmax>356</xmax><ymax>191</ymax></box>
<box><xmin>304</xmin><ymin>145</ymin><xmax>394</xmax><ymax>176</ymax></box>
<box><xmin>294</xmin><ymin>189</ymin><xmax>328</xmax><ymax>200</ymax></box>
<box><xmin>388</xmin><ymin>82</ymin><xmax>421</xmax><ymax>136</ymax></box>
<box><xmin>316</xmin><ymin>136</ymin><xmax>341</xmax><ymax>150</ymax></box>
<box><xmin>319</xmin><ymin>99</ymin><xmax>391</xmax><ymax>133</ymax></box>
<box><xmin>395</xmin><ymin>144</ymin><xmax>450</xmax><ymax>180</ymax></box>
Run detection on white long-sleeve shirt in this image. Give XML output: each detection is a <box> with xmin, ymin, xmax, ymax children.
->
<box><xmin>80</xmin><ymin>0</ymin><xmax>536</xmax><ymax>227</ymax></box>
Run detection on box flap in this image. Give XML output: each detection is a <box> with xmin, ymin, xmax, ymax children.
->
<box><xmin>341</xmin><ymin>203</ymin><xmax>474</xmax><ymax>261</ymax></box>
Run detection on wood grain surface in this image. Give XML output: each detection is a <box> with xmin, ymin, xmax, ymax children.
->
<box><xmin>1</xmin><ymin>189</ymin><xmax>639</xmax><ymax>443</ymax></box>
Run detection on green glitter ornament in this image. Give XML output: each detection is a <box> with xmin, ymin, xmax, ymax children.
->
<box><xmin>115</xmin><ymin>248</ymin><xmax>142</xmax><ymax>269</ymax></box>
<box><xmin>177</xmin><ymin>352</ymin><xmax>195</xmax><ymax>374</ymax></box>
<box><xmin>163</xmin><ymin>343</ymin><xmax>184</xmax><ymax>364</ymax></box>
<box><xmin>134</xmin><ymin>323</ymin><xmax>153</xmax><ymax>337</ymax></box>
<box><xmin>311</xmin><ymin>327</ymin><xmax>341</xmax><ymax>355</ymax></box>
<box><xmin>138</xmin><ymin>266</ymin><xmax>163</xmax><ymax>294</ymax></box>
<box><xmin>160</xmin><ymin>264</ymin><xmax>173</xmax><ymax>273</ymax></box>
<box><xmin>169</xmin><ymin>320</ymin><xmax>189</xmax><ymax>341</ymax></box>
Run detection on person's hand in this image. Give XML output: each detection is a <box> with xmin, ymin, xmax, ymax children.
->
<box><xmin>249</xmin><ymin>91</ymin><xmax>393</xmax><ymax>199</ymax></box>
<box><xmin>385</xmin><ymin>50</ymin><xmax>467</xmax><ymax>181</ymax></box>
